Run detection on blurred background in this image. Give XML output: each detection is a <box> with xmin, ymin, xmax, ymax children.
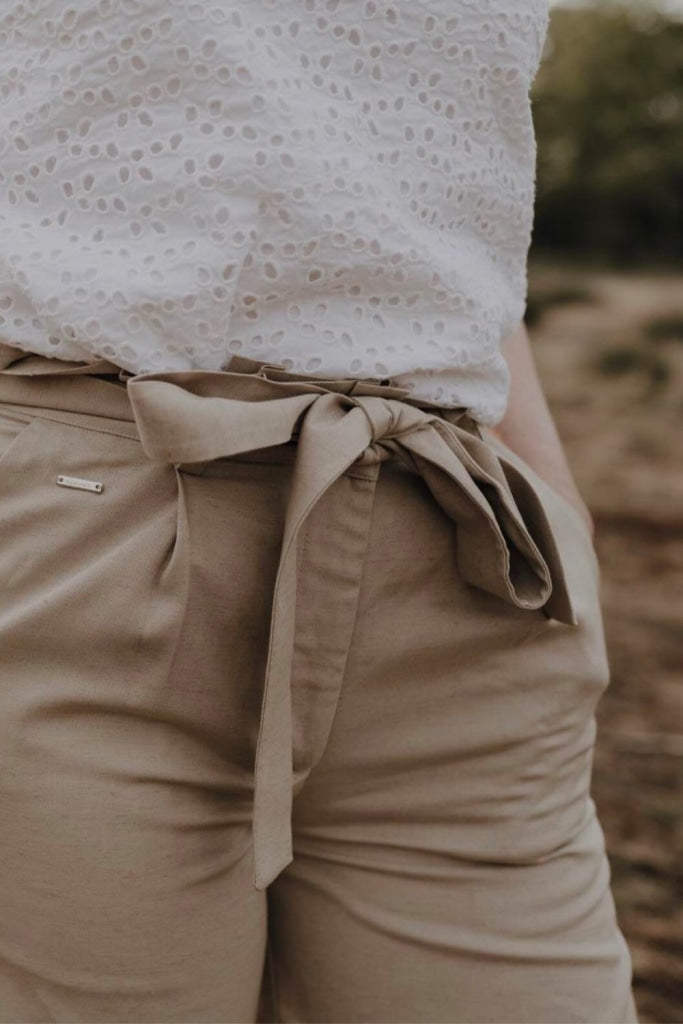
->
<box><xmin>529</xmin><ymin>2</ymin><xmax>683</xmax><ymax>1020</ymax></box>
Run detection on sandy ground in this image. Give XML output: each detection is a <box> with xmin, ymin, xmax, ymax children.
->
<box><xmin>527</xmin><ymin>261</ymin><xmax>683</xmax><ymax>1024</ymax></box>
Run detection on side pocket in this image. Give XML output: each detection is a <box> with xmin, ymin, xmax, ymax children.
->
<box><xmin>481</xmin><ymin>427</ymin><xmax>602</xmax><ymax>595</ymax></box>
<box><xmin>0</xmin><ymin>406</ymin><xmax>38</xmax><ymax>469</ymax></box>
<box><xmin>537</xmin><ymin>475</ymin><xmax>601</xmax><ymax>587</ymax></box>
<box><xmin>0</xmin><ymin>410</ymin><xmax>186</xmax><ymax>695</ymax></box>
<box><xmin>481</xmin><ymin>428</ymin><xmax>612</xmax><ymax>721</ymax></box>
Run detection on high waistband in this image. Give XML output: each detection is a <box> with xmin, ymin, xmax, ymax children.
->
<box><xmin>0</xmin><ymin>345</ymin><xmax>479</xmax><ymax>434</ymax></box>
<box><xmin>0</xmin><ymin>346</ymin><xmax>578</xmax><ymax>890</ymax></box>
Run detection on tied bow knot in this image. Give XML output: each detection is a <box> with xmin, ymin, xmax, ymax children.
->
<box><xmin>123</xmin><ymin>364</ymin><xmax>578</xmax><ymax>890</ymax></box>
<box><xmin>353</xmin><ymin>393</ymin><xmax>431</xmax><ymax>445</ymax></box>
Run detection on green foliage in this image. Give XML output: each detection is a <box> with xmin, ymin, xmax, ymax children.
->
<box><xmin>593</xmin><ymin>341</ymin><xmax>673</xmax><ymax>395</ymax></box>
<box><xmin>594</xmin><ymin>345</ymin><xmax>644</xmax><ymax>376</ymax></box>
<box><xmin>643</xmin><ymin>315</ymin><xmax>683</xmax><ymax>342</ymax></box>
<box><xmin>531</xmin><ymin>2</ymin><xmax>683</xmax><ymax>267</ymax></box>
<box><xmin>524</xmin><ymin>281</ymin><xmax>597</xmax><ymax>326</ymax></box>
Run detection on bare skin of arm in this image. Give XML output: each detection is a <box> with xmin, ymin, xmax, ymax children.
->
<box><xmin>488</xmin><ymin>319</ymin><xmax>595</xmax><ymax>539</ymax></box>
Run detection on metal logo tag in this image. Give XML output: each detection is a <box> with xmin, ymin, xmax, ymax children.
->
<box><xmin>56</xmin><ymin>474</ymin><xmax>104</xmax><ymax>494</ymax></box>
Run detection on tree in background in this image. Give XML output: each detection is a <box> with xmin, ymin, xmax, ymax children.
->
<box><xmin>532</xmin><ymin>1</ymin><xmax>683</xmax><ymax>268</ymax></box>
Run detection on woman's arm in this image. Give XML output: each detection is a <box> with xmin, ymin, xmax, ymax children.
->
<box><xmin>489</xmin><ymin>319</ymin><xmax>595</xmax><ymax>538</ymax></box>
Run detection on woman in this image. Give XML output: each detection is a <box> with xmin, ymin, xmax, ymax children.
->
<box><xmin>0</xmin><ymin>2</ymin><xmax>637</xmax><ymax>1021</ymax></box>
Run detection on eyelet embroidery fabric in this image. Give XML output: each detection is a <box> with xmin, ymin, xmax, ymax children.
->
<box><xmin>0</xmin><ymin>0</ymin><xmax>549</xmax><ymax>426</ymax></box>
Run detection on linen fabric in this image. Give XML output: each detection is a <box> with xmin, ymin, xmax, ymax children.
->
<box><xmin>0</xmin><ymin>351</ymin><xmax>638</xmax><ymax>1023</ymax></box>
<box><xmin>0</xmin><ymin>0</ymin><xmax>549</xmax><ymax>424</ymax></box>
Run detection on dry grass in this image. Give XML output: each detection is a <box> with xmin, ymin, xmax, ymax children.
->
<box><xmin>528</xmin><ymin>260</ymin><xmax>683</xmax><ymax>1024</ymax></box>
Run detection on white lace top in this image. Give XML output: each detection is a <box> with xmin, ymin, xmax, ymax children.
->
<box><xmin>0</xmin><ymin>0</ymin><xmax>549</xmax><ymax>425</ymax></box>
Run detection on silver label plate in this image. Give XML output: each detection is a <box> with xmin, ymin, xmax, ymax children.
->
<box><xmin>56</xmin><ymin>475</ymin><xmax>104</xmax><ymax>493</ymax></box>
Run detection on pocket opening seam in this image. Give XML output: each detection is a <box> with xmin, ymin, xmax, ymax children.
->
<box><xmin>0</xmin><ymin>405</ymin><xmax>139</xmax><ymax>444</ymax></box>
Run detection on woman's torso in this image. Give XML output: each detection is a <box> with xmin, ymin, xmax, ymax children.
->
<box><xmin>0</xmin><ymin>0</ymin><xmax>549</xmax><ymax>424</ymax></box>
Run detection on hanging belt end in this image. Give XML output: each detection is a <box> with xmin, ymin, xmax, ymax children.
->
<box><xmin>252</xmin><ymin>777</ymin><xmax>295</xmax><ymax>890</ymax></box>
<box><xmin>253</xmin><ymin>834</ymin><xmax>294</xmax><ymax>891</ymax></box>
<box><xmin>541</xmin><ymin>580</ymin><xmax>580</xmax><ymax>627</ymax></box>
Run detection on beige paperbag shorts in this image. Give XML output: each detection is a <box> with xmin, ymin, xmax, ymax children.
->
<box><xmin>0</xmin><ymin>349</ymin><xmax>637</xmax><ymax>1023</ymax></box>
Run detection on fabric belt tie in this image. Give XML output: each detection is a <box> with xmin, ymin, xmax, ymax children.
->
<box><xmin>0</xmin><ymin>346</ymin><xmax>578</xmax><ymax>890</ymax></box>
<box><xmin>120</xmin><ymin>357</ymin><xmax>579</xmax><ymax>891</ymax></box>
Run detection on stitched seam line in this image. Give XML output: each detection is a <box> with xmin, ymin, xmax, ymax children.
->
<box><xmin>8</xmin><ymin>409</ymin><xmax>140</xmax><ymax>443</ymax></box>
